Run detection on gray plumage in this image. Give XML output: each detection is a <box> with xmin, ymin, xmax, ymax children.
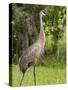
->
<box><xmin>19</xmin><ymin>30</ymin><xmax>45</xmax><ymax>73</ymax></box>
<box><xmin>19</xmin><ymin>10</ymin><xmax>47</xmax><ymax>85</ymax></box>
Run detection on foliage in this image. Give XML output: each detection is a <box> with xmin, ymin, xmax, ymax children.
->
<box><xmin>11</xmin><ymin>4</ymin><xmax>66</xmax><ymax>65</ymax></box>
<box><xmin>44</xmin><ymin>6</ymin><xmax>66</xmax><ymax>54</ymax></box>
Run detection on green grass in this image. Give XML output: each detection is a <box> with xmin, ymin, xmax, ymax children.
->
<box><xmin>9</xmin><ymin>55</ymin><xmax>66</xmax><ymax>86</ymax></box>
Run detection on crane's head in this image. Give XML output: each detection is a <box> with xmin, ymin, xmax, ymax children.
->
<box><xmin>40</xmin><ymin>10</ymin><xmax>48</xmax><ymax>16</ymax></box>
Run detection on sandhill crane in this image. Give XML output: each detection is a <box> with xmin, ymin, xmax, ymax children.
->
<box><xmin>19</xmin><ymin>10</ymin><xmax>47</xmax><ymax>86</ymax></box>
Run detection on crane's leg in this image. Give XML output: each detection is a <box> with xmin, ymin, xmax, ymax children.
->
<box><xmin>20</xmin><ymin>73</ymin><xmax>24</xmax><ymax>86</ymax></box>
<box><xmin>33</xmin><ymin>65</ymin><xmax>36</xmax><ymax>85</ymax></box>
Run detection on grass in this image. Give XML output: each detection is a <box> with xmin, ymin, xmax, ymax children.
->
<box><xmin>9</xmin><ymin>55</ymin><xmax>66</xmax><ymax>87</ymax></box>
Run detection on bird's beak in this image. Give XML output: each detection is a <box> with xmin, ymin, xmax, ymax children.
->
<box><xmin>44</xmin><ymin>12</ymin><xmax>48</xmax><ymax>16</ymax></box>
<box><xmin>42</xmin><ymin>10</ymin><xmax>48</xmax><ymax>16</ymax></box>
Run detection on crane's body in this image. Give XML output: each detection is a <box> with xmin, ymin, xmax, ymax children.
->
<box><xmin>19</xmin><ymin>32</ymin><xmax>45</xmax><ymax>73</ymax></box>
<box><xmin>19</xmin><ymin>10</ymin><xmax>47</xmax><ymax>86</ymax></box>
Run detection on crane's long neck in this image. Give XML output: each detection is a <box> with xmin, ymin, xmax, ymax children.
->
<box><xmin>38</xmin><ymin>12</ymin><xmax>45</xmax><ymax>45</ymax></box>
<box><xmin>40</xmin><ymin>12</ymin><xmax>43</xmax><ymax>32</ymax></box>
